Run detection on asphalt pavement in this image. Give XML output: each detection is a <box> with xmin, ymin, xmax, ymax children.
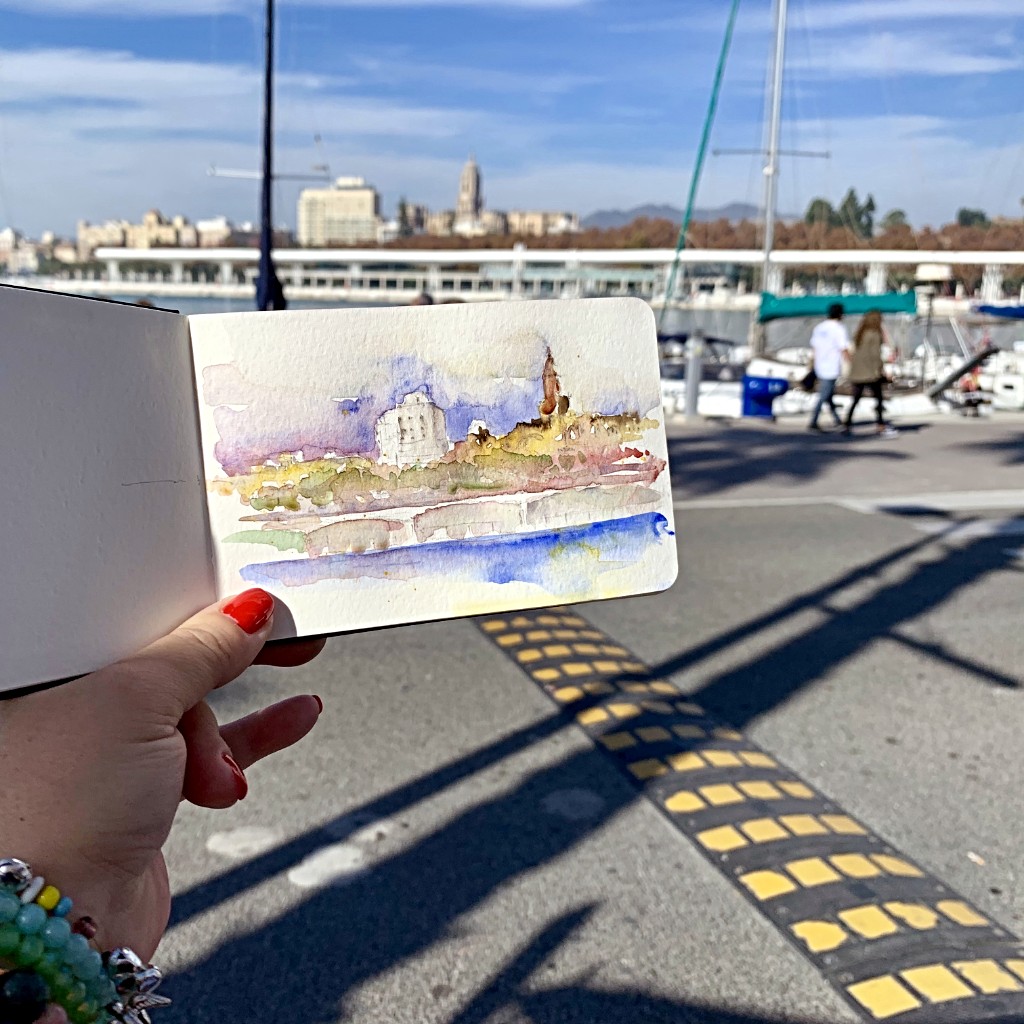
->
<box><xmin>160</xmin><ymin>411</ymin><xmax>1024</xmax><ymax>1024</ymax></box>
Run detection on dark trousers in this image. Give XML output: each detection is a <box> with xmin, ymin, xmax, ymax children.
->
<box><xmin>845</xmin><ymin>379</ymin><xmax>884</xmax><ymax>426</ymax></box>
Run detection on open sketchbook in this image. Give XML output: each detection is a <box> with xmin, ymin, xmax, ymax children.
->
<box><xmin>1</xmin><ymin>285</ymin><xmax>677</xmax><ymax>692</ymax></box>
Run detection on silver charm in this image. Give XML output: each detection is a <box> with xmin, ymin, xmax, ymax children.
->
<box><xmin>0</xmin><ymin>859</ymin><xmax>32</xmax><ymax>891</ymax></box>
<box><xmin>104</xmin><ymin>948</ymin><xmax>170</xmax><ymax>1021</ymax></box>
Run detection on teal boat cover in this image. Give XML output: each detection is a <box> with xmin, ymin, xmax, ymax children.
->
<box><xmin>758</xmin><ymin>291</ymin><xmax>917</xmax><ymax>323</ymax></box>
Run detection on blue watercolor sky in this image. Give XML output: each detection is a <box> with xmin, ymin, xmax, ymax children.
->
<box><xmin>2</xmin><ymin>0</ymin><xmax>1022</xmax><ymax>236</ymax></box>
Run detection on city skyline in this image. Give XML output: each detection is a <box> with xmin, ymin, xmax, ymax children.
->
<box><xmin>1</xmin><ymin>1</ymin><xmax>1022</xmax><ymax>237</ymax></box>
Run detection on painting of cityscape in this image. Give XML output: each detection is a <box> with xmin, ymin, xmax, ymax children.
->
<box><xmin>189</xmin><ymin>300</ymin><xmax>676</xmax><ymax>636</ymax></box>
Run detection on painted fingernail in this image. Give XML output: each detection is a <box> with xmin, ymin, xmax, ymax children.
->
<box><xmin>313</xmin><ymin>695</ymin><xmax>323</xmax><ymax>714</ymax></box>
<box><xmin>223</xmin><ymin>753</ymin><xmax>248</xmax><ymax>800</ymax></box>
<box><xmin>222</xmin><ymin>588</ymin><xmax>274</xmax><ymax>635</ymax></box>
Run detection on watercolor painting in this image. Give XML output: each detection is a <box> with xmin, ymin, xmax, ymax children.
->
<box><xmin>189</xmin><ymin>300</ymin><xmax>676</xmax><ymax>637</ymax></box>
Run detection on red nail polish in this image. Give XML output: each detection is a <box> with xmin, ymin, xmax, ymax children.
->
<box><xmin>313</xmin><ymin>695</ymin><xmax>323</xmax><ymax>714</ymax></box>
<box><xmin>222</xmin><ymin>589</ymin><xmax>274</xmax><ymax>634</ymax></box>
<box><xmin>223</xmin><ymin>753</ymin><xmax>248</xmax><ymax>800</ymax></box>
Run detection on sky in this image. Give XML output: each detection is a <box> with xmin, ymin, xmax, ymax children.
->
<box><xmin>1</xmin><ymin>0</ymin><xmax>1023</xmax><ymax>237</ymax></box>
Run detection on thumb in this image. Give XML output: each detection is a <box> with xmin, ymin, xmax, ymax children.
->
<box><xmin>133</xmin><ymin>589</ymin><xmax>276</xmax><ymax>720</ymax></box>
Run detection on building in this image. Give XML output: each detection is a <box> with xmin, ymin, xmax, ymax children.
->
<box><xmin>196</xmin><ymin>216</ymin><xmax>233</xmax><ymax>248</ymax></box>
<box><xmin>0</xmin><ymin>228</ymin><xmax>38</xmax><ymax>274</ymax></box>
<box><xmin>76</xmin><ymin>211</ymin><xmax>197</xmax><ymax>259</ymax></box>
<box><xmin>297</xmin><ymin>177</ymin><xmax>381</xmax><ymax>246</ymax></box>
<box><xmin>375</xmin><ymin>392</ymin><xmax>449</xmax><ymax>467</ymax></box>
<box><xmin>77</xmin><ymin>219</ymin><xmax>129</xmax><ymax>260</ymax></box>
<box><xmin>426</xmin><ymin>210</ymin><xmax>455</xmax><ymax>236</ymax></box>
<box><xmin>507</xmin><ymin>211</ymin><xmax>580</xmax><ymax>237</ymax></box>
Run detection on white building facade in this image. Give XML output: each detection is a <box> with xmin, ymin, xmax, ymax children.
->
<box><xmin>297</xmin><ymin>177</ymin><xmax>381</xmax><ymax>246</ymax></box>
<box><xmin>375</xmin><ymin>392</ymin><xmax>449</xmax><ymax>467</ymax></box>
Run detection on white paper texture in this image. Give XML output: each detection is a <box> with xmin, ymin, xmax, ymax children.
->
<box><xmin>189</xmin><ymin>298</ymin><xmax>677</xmax><ymax>640</ymax></box>
<box><xmin>0</xmin><ymin>286</ymin><xmax>215</xmax><ymax>691</ymax></box>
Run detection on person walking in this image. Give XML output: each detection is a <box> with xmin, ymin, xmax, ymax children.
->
<box><xmin>808</xmin><ymin>302</ymin><xmax>849</xmax><ymax>431</ymax></box>
<box><xmin>843</xmin><ymin>309</ymin><xmax>897</xmax><ymax>437</ymax></box>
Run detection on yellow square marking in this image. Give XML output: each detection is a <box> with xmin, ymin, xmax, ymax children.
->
<box><xmin>650</xmin><ymin>681</ymin><xmax>680</xmax><ymax>695</ymax></box>
<box><xmin>900</xmin><ymin>965</ymin><xmax>973</xmax><ymax>1004</ymax></box>
<box><xmin>665</xmin><ymin>790</ymin><xmax>706</xmax><ymax>813</ymax></box>
<box><xmin>481</xmin><ymin>620</ymin><xmax>507</xmax><ymax>633</ymax></box>
<box><xmin>1005</xmin><ymin>960</ymin><xmax>1024</xmax><ymax>983</ymax></box>
<box><xmin>698</xmin><ymin>825</ymin><xmax>748</xmax><ymax>853</ymax></box>
<box><xmin>778</xmin><ymin>781</ymin><xmax>814</xmax><ymax>799</ymax></box>
<box><xmin>601</xmin><ymin>645</ymin><xmax>628</xmax><ymax>656</ymax></box>
<box><xmin>703</xmin><ymin>750</ymin><xmax>743</xmax><ymax>768</ymax></box>
<box><xmin>525</xmin><ymin>630</ymin><xmax>552</xmax><ymax>642</ymax></box>
<box><xmin>580</xmin><ymin>629</ymin><xmax>604</xmax><ymax>639</ymax></box>
<box><xmin>938</xmin><ymin>900</ymin><xmax>988</xmax><ymax>927</ymax></box>
<box><xmin>954</xmin><ymin>960</ymin><xmax>1022</xmax><ymax>994</ymax></box>
<box><xmin>608</xmin><ymin>703</ymin><xmax>642</xmax><ymax>720</ymax></box>
<box><xmin>496</xmin><ymin>633</ymin><xmax>523</xmax><ymax>647</ymax></box>
<box><xmin>628</xmin><ymin>758</ymin><xmax>667</xmax><ymax>780</ymax></box>
<box><xmin>536</xmin><ymin>615</ymin><xmax>560</xmax><ymax>625</ymax></box>
<box><xmin>533</xmin><ymin>668</ymin><xmax>561</xmax><ymax>682</ymax></box>
<box><xmin>576</xmin><ymin>708</ymin><xmax>608</xmax><ymax>726</ymax></box>
<box><xmin>821</xmin><ymin>814</ymin><xmax>867</xmax><ymax>835</ymax></box>
<box><xmin>599</xmin><ymin>732</ymin><xmax>636</xmax><ymax>751</ymax></box>
<box><xmin>551</xmin><ymin>685</ymin><xmax>583</xmax><ymax>701</ymax></box>
<box><xmin>561</xmin><ymin>662</ymin><xmax>593</xmax><ymax>677</ymax></box>
<box><xmin>848</xmin><ymin>977</ymin><xmax>922</xmax><ymax>1019</ymax></box>
<box><xmin>516</xmin><ymin>649</ymin><xmax>543</xmax><ymax>664</ymax></box>
<box><xmin>740</xmin><ymin>752</ymin><xmax>779</xmax><ymax>769</ymax></box>
<box><xmin>593</xmin><ymin>660</ymin><xmax>622</xmax><ymax>673</ymax></box>
<box><xmin>542</xmin><ymin>644</ymin><xmax>572</xmax><ymax>658</ymax></box>
<box><xmin>839</xmin><ymin>906</ymin><xmax>899</xmax><ymax>940</ymax></box>
<box><xmin>832</xmin><ymin>854</ymin><xmax>882</xmax><ymax>879</ymax></box>
<box><xmin>884</xmin><ymin>902</ymin><xmax>939</xmax><ymax>930</ymax></box>
<box><xmin>699</xmin><ymin>783</ymin><xmax>744</xmax><ymax>806</ymax></box>
<box><xmin>739</xmin><ymin>780</ymin><xmax>783</xmax><ymax>800</ymax></box>
<box><xmin>713</xmin><ymin>728</ymin><xmax>744</xmax><ymax>741</ymax></box>
<box><xmin>640</xmin><ymin>700</ymin><xmax>675</xmax><ymax>714</ymax></box>
<box><xmin>673</xmin><ymin>724</ymin><xmax>706</xmax><ymax>739</ymax></box>
<box><xmin>872</xmin><ymin>855</ymin><xmax>924</xmax><ymax>878</ymax></box>
<box><xmin>779</xmin><ymin>815</ymin><xmax>827</xmax><ymax>837</ymax></box>
<box><xmin>573</xmin><ymin>643</ymin><xmax>601</xmax><ymax>655</ymax></box>
<box><xmin>668</xmin><ymin>751</ymin><xmax>706</xmax><ymax>772</ymax></box>
<box><xmin>553</xmin><ymin>629</ymin><xmax>579</xmax><ymax>640</ymax></box>
<box><xmin>583</xmin><ymin>682</ymin><xmax>615</xmax><ymax>695</ymax></box>
<box><xmin>636</xmin><ymin>726</ymin><xmax>671</xmax><ymax>743</ymax></box>
<box><xmin>560</xmin><ymin>616</ymin><xmax>586</xmax><ymax>627</ymax></box>
<box><xmin>621</xmin><ymin>682</ymin><xmax>651</xmax><ymax>694</ymax></box>
<box><xmin>740</xmin><ymin>818</ymin><xmax>788</xmax><ymax>843</ymax></box>
<box><xmin>510</xmin><ymin>616</ymin><xmax>534</xmax><ymax>628</ymax></box>
<box><xmin>676</xmin><ymin>701</ymin><xmax>705</xmax><ymax>715</ymax></box>
<box><xmin>623</xmin><ymin>661</ymin><xmax>649</xmax><ymax>673</ymax></box>
<box><xmin>786</xmin><ymin>857</ymin><xmax>841</xmax><ymax>887</ymax></box>
<box><xmin>792</xmin><ymin>920</ymin><xmax>847</xmax><ymax>954</ymax></box>
<box><xmin>740</xmin><ymin>870</ymin><xmax>797</xmax><ymax>901</ymax></box>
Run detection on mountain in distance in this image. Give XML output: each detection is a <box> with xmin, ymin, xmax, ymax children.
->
<box><xmin>582</xmin><ymin>202</ymin><xmax>794</xmax><ymax>229</ymax></box>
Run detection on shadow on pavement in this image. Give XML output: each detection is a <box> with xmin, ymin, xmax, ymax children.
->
<box><xmin>954</xmin><ymin>430</ymin><xmax>1024</xmax><ymax>467</ymax></box>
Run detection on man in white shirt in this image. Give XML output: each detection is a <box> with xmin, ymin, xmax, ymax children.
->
<box><xmin>808</xmin><ymin>303</ymin><xmax>850</xmax><ymax>431</ymax></box>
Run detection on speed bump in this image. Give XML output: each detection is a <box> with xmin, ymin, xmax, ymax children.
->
<box><xmin>478</xmin><ymin>609</ymin><xmax>1024</xmax><ymax>1021</ymax></box>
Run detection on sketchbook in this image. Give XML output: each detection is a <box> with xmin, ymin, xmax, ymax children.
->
<box><xmin>1</xmin><ymin>286</ymin><xmax>677</xmax><ymax>692</ymax></box>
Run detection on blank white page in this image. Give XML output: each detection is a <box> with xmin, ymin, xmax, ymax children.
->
<box><xmin>0</xmin><ymin>286</ymin><xmax>214</xmax><ymax>691</ymax></box>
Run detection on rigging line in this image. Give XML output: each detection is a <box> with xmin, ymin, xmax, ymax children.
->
<box><xmin>658</xmin><ymin>0</ymin><xmax>742</xmax><ymax>330</ymax></box>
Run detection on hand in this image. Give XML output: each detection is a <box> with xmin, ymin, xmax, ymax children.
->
<box><xmin>0</xmin><ymin>590</ymin><xmax>324</xmax><ymax>961</ymax></box>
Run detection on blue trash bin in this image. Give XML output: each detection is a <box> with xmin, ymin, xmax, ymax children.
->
<box><xmin>741</xmin><ymin>375</ymin><xmax>789</xmax><ymax>418</ymax></box>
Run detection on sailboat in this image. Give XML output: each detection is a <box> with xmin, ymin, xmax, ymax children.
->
<box><xmin>255</xmin><ymin>0</ymin><xmax>286</xmax><ymax>311</ymax></box>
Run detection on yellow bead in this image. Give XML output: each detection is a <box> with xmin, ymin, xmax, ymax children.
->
<box><xmin>35</xmin><ymin>886</ymin><xmax>60</xmax><ymax>911</ymax></box>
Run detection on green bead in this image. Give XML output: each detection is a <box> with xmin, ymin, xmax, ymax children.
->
<box><xmin>49</xmin><ymin>968</ymin><xmax>77</xmax><ymax>999</ymax></box>
<box><xmin>0</xmin><ymin>922</ymin><xmax>20</xmax><ymax>956</ymax></box>
<box><xmin>41</xmin><ymin>915</ymin><xmax>71</xmax><ymax>949</ymax></box>
<box><xmin>70</xmin><ymin>1000</ymin><xmax>99</xmax><ymax>1024</ymax></box>
<box><xmin>0</xmin><ymin>891</ymin><xmax>21</xmax><ymax>922</ymax></box>
<box><xmin>63</xmin><ymin>980</ymin><xmax>87</xmax><ymax>1006</ymax></box>
<box><xmin>14</xmin><ymin>934</ymin><xmax>45</xmax><ymax>966</ymax></box>
<box><xmin>14</xmin><ymin>903</ymin><xmax>47</xmax><ymax>934</ymax></box>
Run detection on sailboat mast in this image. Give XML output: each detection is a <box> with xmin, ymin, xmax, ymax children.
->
<box><xmin>256</xmin><ymin>0</ymin><xmax>286</xmax><ymax>310</ymax></box>
<box><xmin>761</xmin><ymin>0</ymin><xmax>787</xmax><ymax>294</ymax></box>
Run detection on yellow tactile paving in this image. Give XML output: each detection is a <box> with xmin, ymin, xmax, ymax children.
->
<box><xmin>847</xmin><ymin>977</ymin><xmax>922</xmax><ymax>1019</ymax></box>
<box><xmin>535</xmin><ymin>615</ymin><xmax>561</xmax><ymax>626</ymax></box>
<box><xmin>608</xmin><ymin>703</ymin><xmax>642</xmax><ymax>720</ymax></box>
<box><xmin>533</xmin><ymin>668</ymin><xmax>561</xmax><ymax>683</ymax></box>
<box><xmin>884</xmin><ymin>902</ymin><xmax>939</xmax><ymax>931</ymax></box>
<box><xmin>830</xmin><ymin>854</ymin><xmax>882</xmax><ymax>879</ymax></box>
<box><xmin>739</xmin><ymin>870</ymin><xmax>797</xmax><ymax>901</ymax></box>
<box><xmin>839</xmin><ymin>906</ymin><xmax>900</xmax><ymax>940</ymax></box>
<box><xmin>598</xmin><ymin>732</ymin><xmax>636</xmax><ymax>751</ymax></box>
<box><xmin>672</xmin><ymin>724</ymin><xmax>707</xmax><ymax>739</ymax></box>
<box><xmin>871</xmin><ymin>855</ymin><xmax>924</xmax><ymax>878</ymax></box>
<box><xmin>496</xmin><ymin>632</ymin><xmax>523</xmax><ymax>647</ymax></box>
<box><xmin>786</xmin><ymin>857</ymin><xmax>842</xmax><ymax>888</ymax></box>
<box><xmin>635</xmin><ymin>726</ymin><xmax>672</xmax><ymax>743</ymax></box>
<box><xmin>593</xmin><ymin>660</ymin><xmax>622</xmax><ymax>673</ymax></box>
<box><xmin>621</xmin><ymin>682</ymin><xmax>652</xmax><ymax>693</ymax></box>
<box><xmin>572</xmin><ymin>643</ymin><xmax>602</xmax><ymax>655</ymax></box>
<box><xmin>792</xmin><ymin>920</ymin><xmax>847</xmax><ymax>954</ymax></box>
<box><xmin>697</xmin><ymin>825</ymin><xmax>748</xmax><ymax>853</ymax></box>
<box><xmin>582</xmin><ymin>682</ymin><xmax>615</xmax><ymax>695</ymax></box>
<box><xmin>667</xmin><ymin>752</ymin><xmax>706</xmax><ymax>772</ymax></box>
<box><xmin>525</xmin><ymin>630</ymin><xmax>552</xmax><ymax>642</ymax></box>
<box><xmin>675</xmin><ymin>701</ymin><xmax>705</xmax><ymax>715</ymax></box>
<box><xmin>699</xmin><ymin>783</ymin><xmax>745</xmax><ymax>806</ymax></box>
<box><xmin>820</xmin><ymin>814</ymin><xmax>867</xmax><ymax>835</ymax></box>
<box><xmin>576</xmin><ymin>708</ymin><xmax>608</xmax><ymax>726</ymax></box>
<box><xmin>639</xmin><ymin>699</ymin><xmax>676</xmax><ymax>714</ymax></box>
<box><xmin>740</xmin><ymin>752</ymin><xmax>779</xmax><ymax>769</ymax></box>
<box><xmin>953</xmin><ymin>959</ymin><xmax>1023</xmax><ymax>994</ymax></box>
<box><xmin>664</xmin><ymin>790</ymin><xmax>706</xmax><ymax>813</ymax></box>
<box><xmin>900</xmin><ymin>964</ymin><xmax>973</xmax><ymax>1004</ymax></box>
<box><xmin>579</xmin><ymin>629</ymin><xmax>604</xmax><ymax>639</ymax></box>
<box><xmin>703</xmin><ymin>750</ymin><xmax>743</xmax><ymax>768</ymax></box>
<box><xmin>1006</xmin><ymin>959</ymin><xmax>1024</xmax><ymax>983</ymax></box>
<box><xmin>738</xmin><ymin>780</ymin><xmax>783</xmax><ymax>800</ymax></box>
<box><xmin>542</xmin><ymin>643</ymin><xmax>572</xmax><ymax>658</ymax></box>
<box><xmin>552</xmin><ymin>629</ymin><xmax>580</xmax><ymax>640</ymax></box>
<box><xmin>551</xmin><ymin>685</ymin><xmax>583</xmax><ymax>701</ymax></box>
<box><xmin>561</xmin><ymin>662</ymin><xmax>594</xmax><ymax>677</ymax></box>
<box><xmin>650</xmin><ymin>681</ymin><xmax>680</xmax><ymax>695</ymax></box>
<box><xmin>516</xmin><ymin>649</ymin><xmax>543</xmax><ymax>663</ymax></box>
<box><xmin>481</xmin><ymin>620</ymin><xmax>506</xmax><ymax>633</ymax></box>
<box><xmin>779</xmin><ymin>814</ymin><xmax>828</xmax><ymax>837</ymax></box>
<box><xmin>937</xmin><ymin>900</ymin><xmax>988</xmax><ymax>927</ymax></box>
<box><xmin>740</xmin><ymin>818</ymin><xmax>789</xmax><ymax>843</ymax></box>
<box><xmin>628</xmin><ymin>759</ymin><xmax>668</xmax><ymax>780</ymax></box>
<box><xmin>601</xmin><ymin>645</ymin><xmax>629</xmax><ymax>656</ymax></box>
<box><xmin>776</xmin><ymin>780</ymin><xmax>813</xmax><ymax>797</ymax></box>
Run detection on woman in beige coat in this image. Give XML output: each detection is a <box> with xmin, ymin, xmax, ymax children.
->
<box><xmin>843</xmin><ymin>310</ymin><xmax>896</xmax><ymax>436</ymax></box>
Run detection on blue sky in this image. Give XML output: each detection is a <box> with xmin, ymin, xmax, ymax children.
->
<box><xmin>1</xmin><ymin>0</ymin><xmax>1022</xmax><ymax>236</ymax></box>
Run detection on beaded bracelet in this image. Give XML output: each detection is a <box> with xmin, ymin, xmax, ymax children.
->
<box><xmin>0</xmin><ymin>859</ymin><xmax>169</xmax><ymax>1024</ymax></box>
